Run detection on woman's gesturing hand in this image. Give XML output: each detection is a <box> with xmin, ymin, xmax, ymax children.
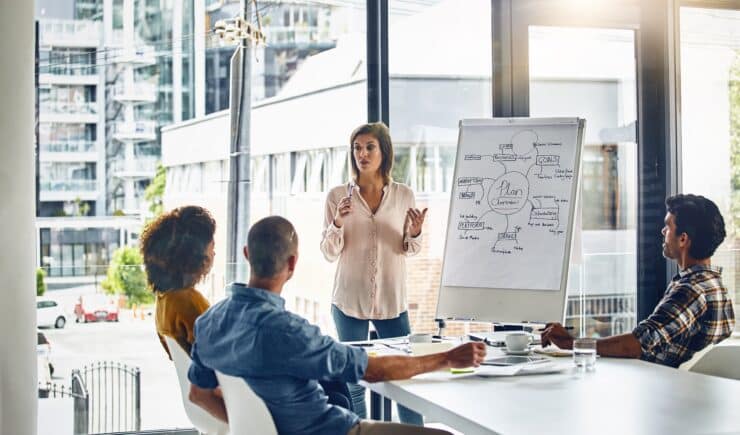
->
<box><xmin>405</xmin><ymin>208</ymin><xmax>428</xmax><ymax>237</ymax></box>
<box><xmin>333</xmin><ymin>196</ymin><xmax>353</xmax><ymax>228</ymax></box>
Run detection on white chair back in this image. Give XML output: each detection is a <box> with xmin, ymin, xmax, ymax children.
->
<box><xmin>164</xmin><ymin>336</ymin><xmax>230</xmax><ymax>435</ymax></box>
<box><xmin>681</xmin><ymin>343</ymin><xmax>740</xmax><ymax>380</ymax></box>
<box><xmin>215</xmin><ymin>371</ymin><xmax>278</xmax><ymax>435</ymax></box>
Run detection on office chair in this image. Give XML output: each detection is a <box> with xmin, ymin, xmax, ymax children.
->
<box><xmin>164</xmin><ymin>336</ymin><xmax>230</xmax><ymax>435</ymax></box>
<box><xmin>215</xmin><ymin>370</ymin><xmax>278</xmax><ymax>435</ymax></box>
<box><xmin>681</xmin><ymin>343</ymin><xmax>740</xmax><ymax>380</ymax></box>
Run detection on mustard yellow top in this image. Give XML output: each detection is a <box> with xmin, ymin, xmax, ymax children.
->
<box><xmin>155</xmin><ymin>287</ymin><xmax>210</xmax><ymax>359</ymax></box>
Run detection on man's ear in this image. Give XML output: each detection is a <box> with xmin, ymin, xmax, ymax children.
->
<box><xmin>679</xmin><ymin>233</ymin><xmax>691</xmax><ymax>248</ymax></box>
<box><xmin>243</xmin><ymin>246</ymin><xmax>249</xmax><ymax>261</ymax></box>
<box><xmin>287</xmin><ymin>253</ymin><xmax>298</xmax><ymax>272</ymax></box>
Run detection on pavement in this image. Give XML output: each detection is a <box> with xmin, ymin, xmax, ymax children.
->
<box><xmin>39</xmin><ymin>287</ymin><xmax>192</xmax><ymax>432</ymax></box>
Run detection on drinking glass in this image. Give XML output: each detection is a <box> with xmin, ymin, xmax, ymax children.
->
<box><xmin>573</xmin><ymin>338</ymin><xmax>597</xmax><ymax>371</ymax></box>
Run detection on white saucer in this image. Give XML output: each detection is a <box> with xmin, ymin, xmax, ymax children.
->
<box><xmin>504</xmin><ymin>349</ymin><xmax>532</xmax><ymax>356</ymax></box>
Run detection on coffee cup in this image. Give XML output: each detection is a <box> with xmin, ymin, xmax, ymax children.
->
<box><xmin>408</xmin><ymin>333</ymin><xmax>433</xmax><ymax>344</ymax></box>
<box><xmin>505</xmin><ymin>332</ymin><xmax>532</xmax><ymax>352</ymax></box>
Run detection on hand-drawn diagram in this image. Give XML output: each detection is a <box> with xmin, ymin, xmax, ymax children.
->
<box><xmin>442</xmin><ymin>121</ymin><xmax>581</xmax><ymax>291</ymax></box>
<box><xmin>454</xmin><ymin>129</ymin><xmax>574</xmax><ymax>254</ymax></box>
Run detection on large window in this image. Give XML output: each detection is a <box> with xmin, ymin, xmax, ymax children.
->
<box><xmin>388</xmin><ymin>0</ymin><xmax>492</xmax><ymax>333</ymax></box>
<box><xmin>528</xmin><ymin>26</ymin><xmax>638</xmax><ymax>337</ymax></box>
<box><xmin>679</xmin><ymin>6</ymin><xmax>740</xmax><ymax>312</ymax></box>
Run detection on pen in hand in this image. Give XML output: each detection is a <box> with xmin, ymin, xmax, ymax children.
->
<box><xmin>537</xmin><ymin>325</ymin><xmax>574</xmax><ymax>331</ymax></box>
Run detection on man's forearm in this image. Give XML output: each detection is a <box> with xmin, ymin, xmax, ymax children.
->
<box><xmin>596</xmin><ymin>333</ymin><xmax>643</xmax><ymax>359</ymax></box>
<box><xmin>363</xmin><ymin>354</ymin><xmax>447</xmax><ymax>383</ymax></box>
<box><xmin>189</xmin><ymin>384</ymin><xmax>228</xmax><ymax>423</ymax></box>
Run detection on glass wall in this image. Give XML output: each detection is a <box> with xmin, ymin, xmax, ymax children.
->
<box><xmin>679</xmin><ymin>6</ymin><xmax>740</xmax><ymax>312</ymax></box>
<box><xmin>387</xmin><ymin>0</ymin><xmax>492</xmax><ymax>333</ymax></box>
<box><xmin>529</xmin><ymin>26</ymin><xmax>638</xmax><ymax>337</ymax></box>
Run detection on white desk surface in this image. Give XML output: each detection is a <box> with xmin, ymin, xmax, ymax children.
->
<box><xmin>361</xmin><ymin>351</ymin><xmax>740</xmax><ymax>435</ymax></box>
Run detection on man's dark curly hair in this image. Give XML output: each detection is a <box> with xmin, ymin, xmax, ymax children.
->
<box><xmin>665</xmin><ymin>194</ymin><xmax>726</xmax><ymax>260</ymax></box>
<box><xmin>140</xmin><ymin>205</ymin><xmax>216</xmax><ymax>292</ymax></box>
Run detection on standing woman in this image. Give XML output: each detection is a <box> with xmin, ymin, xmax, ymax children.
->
<box><xmin>321</xmin><ymin>122</ymin><xmax>427</xmax><ymax>425</ymax></box>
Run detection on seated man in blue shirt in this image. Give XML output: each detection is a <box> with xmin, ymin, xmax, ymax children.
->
<box><xmin>541</xmin><ymin>194</ymin><xmax>735</xmax><ymax>367</ymax></box>
<box><xmin>187</xmin><ymin>215</ymin><xmax>487</xmax><ymax>435</ymax></box>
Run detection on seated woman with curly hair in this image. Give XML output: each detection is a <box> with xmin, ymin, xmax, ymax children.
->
<box><xmin>139</xmin><ymin>205</ymin><xmax>216</xmax><ymax>358</ymax></box>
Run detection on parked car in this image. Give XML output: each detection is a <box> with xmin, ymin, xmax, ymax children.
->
<box><xmin>74</xmin><ymin>294</ymin><xmax>119</xmax><ymax>323</ymax></box>
<box><xmin>36</xmin><ymin>297</ymin><xmax>67</xmax><ymax>329</ymax></box>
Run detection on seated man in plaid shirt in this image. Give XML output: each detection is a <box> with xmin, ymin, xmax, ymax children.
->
<box><xmin>541</xmin><ymin>194</ymin><xmax>735</xmax><ymax>367</ymax></box>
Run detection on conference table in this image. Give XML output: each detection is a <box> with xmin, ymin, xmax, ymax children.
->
<box><xmin>361</xmin><ymin>344</ymin><xmax>740</xmax><ymax>435</ymax></box>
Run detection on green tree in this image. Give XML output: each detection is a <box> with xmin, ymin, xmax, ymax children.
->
<box><xmin>101</xmin><ymin>246</ymin><xmax>152</xmax><ymax>306</ymax></box>
<box><xmin>145</xmin><ymin>163</ymin><xmax>166</xmax><ymax>218</ymax></box>
<box><xmin>730</xmin><ymin>49</ymin><xmax>740</xmax><ymax>239</ymax></box>
<box><xmin>36</xmin><ymin>267</ymin><xmax>47</xmax><ymax>297</ymax></box>
<box><xmin>72</xmin><ymin>197</ymin><xmax>90</xmax><ymax>216</ymax></box>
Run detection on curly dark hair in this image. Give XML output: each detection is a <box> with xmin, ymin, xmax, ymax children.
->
<box><xmin>665</xmin><ymin>194</ymin><xmax>726</xmax><ymax>259</ymax></box>
<box><xmin>140</xmin><ymin>206</ymin><xmax>216</xmax><ymax>292</ymax></box>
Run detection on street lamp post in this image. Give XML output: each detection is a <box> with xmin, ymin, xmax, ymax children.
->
<box><xmin>215</xmin><ymin>2</ymin><xmax>266</xmax><ymax>285</ymax></box>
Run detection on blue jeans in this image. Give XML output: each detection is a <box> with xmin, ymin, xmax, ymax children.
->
<box><xmin>332</xmin><ymin>305</ymin><xmax>424</xmax><ymax>426</ymax></box>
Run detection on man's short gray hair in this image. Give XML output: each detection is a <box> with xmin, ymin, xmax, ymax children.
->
<box><xmin>247</xmin><ymin>216</ymin><xmax>298</xmax><ymax>278</ymax></box>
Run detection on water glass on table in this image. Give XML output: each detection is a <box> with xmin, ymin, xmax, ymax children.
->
<box><xmin>573</xmin><ymin>338</ymin><xmax>597</xmax><ymax>371</ymax></box>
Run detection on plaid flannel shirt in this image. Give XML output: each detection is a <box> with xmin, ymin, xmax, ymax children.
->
<box><xmin>632</xmin><ymin>264</ymin><xmax>735</xmax><ymax>368</ymax></box>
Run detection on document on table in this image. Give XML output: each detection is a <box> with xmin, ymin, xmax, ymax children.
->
<box><xmin>412</xmin><ymin>361</ymin><xmax>570</xmax><ymax>381</ymax></box>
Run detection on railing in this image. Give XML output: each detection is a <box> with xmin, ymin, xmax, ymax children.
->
<box><xmin>265</xmin><ymin>26</ymin><xmax>333</xmax><ymax>45</ymax></box>
<box><xmin>114</xmin><ymin>46</ymin><xmax>156</xmax><ymax>64</ymax></box>
<box><xmin>111</xmin><ymin>156</ymin><xmax>158</xmax><ymax>174</ymax></box>
<box><xmin>40</xmin><ymin>101</ymin><xmax>98</xmax><ymax>115</ymax></box>
<box><xmin>39</xmin><ymin>371</ymin><xmax>89</xmax><ymax>435</ymax></box>
<box><xmin>111</xmin><ymin>121</ymin><xmax>157</xmax><ymax>138</ymax></box>
<box><xmin>41</xmin><ymin>140</ymin><xmax>96</xmax><ymax>153</ymax></box>
<box><xmin>565</xmin><ymin>294</ymin><xmax>637</xmax><ymax>335</ymax></box>
<box><xmin>40</xmin><ymin>19</ymin><xmax>101</xmax><ymax>46</ymax></box>
<box><xmin>40</xmin><ymin>179</ymin><xmax>97</xmax><ymax>192</ymax></box>
<box><xmin>79</xmin><ymin>361</ymin><xmax>141</xmax><ymax>434</ymax></box>
<box><xmin>112</xmin><ymin>82</ymin><xmax>157</xmax><ymax>101</ymax></box>
<box><xmin>41</xmin><ymin>63</ymin><xmax>97</xmax><ymax>76</ymax></box>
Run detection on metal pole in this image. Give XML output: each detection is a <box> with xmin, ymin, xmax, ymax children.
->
<box><xmin>226</xmin><ymin>1</ymin><xmax>252</xmax><ymax>285</ymax></box>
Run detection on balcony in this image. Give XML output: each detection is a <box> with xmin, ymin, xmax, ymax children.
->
<box><xmin>266</xmin><ymin>26</ymin><xmax>334</xmax><ymax>49</ymax></box>
<box><xmin>41</xmin><ymin>141</ymin><xmax>96</xmax><ymax>153</ymax></box>
<box><xmin>111</xmin><ymin>121</ymin><xmax>157</xmax><ymax>142</ymax></box>
<box><xmin>39</xmin><ymin>19</ymin><xmax>101</xmax><ymax>48</ymax></box>
<box><xmin>39</xmin><ymin>101</ymin><xmax>98</xmax><ymax>123</ymax></box>
<box><xmin>39</xmin><ymin>179</ymin><xmax>98</xmax><ymax>202</ymax></box>
<box><xmin>39</xmin><ymin>141</ymin><xmax>97</xmax><ymax>162</ymax></box>
<box><xmin>111</xmin><ymin>156</ymin><xmax>158</xmax><ymax>179</ymax></box>
<box><xmin>114</xmin><ymin>46</ymin><xmax>156</xmax><ymax>66</ymax></box>
<box><xmin>39</xmin><ymin>64</ymin><xmax>98</xmax><ymax>85</ymax></box>
<box><xmin>112</xmin><ymin>82</ymin><xmax>157</xmax><ymax>104</ymax></box>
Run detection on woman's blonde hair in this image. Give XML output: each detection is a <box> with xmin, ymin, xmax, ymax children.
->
<box><xmin>349</xmin><ymin>122</ymin><xmax>394</xmax><ymax>184</ymax></box>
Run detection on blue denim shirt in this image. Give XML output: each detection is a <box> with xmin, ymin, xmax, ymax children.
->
<box><xmin>188</xmin><ymin>283</ymin><xmax>368</xmax><ymax>435</ymax></box>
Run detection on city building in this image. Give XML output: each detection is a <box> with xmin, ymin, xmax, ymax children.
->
<box><xmin>35</xmin><ymin>0</ymin><xmax>201</xmax><ymax>286</ymax></box>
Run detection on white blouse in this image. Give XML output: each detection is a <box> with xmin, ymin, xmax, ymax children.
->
<box><xmin>320</xmin><ymin>181</ymin><xmax>422</xmax><ymax>320</ymax></box>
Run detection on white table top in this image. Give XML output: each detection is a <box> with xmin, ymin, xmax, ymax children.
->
<box><xmin>361</xmin><ymin>351</ymin><xmax>740</xmax><ymax>435</ymax></box>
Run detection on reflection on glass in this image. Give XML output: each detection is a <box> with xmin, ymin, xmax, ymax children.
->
<box><xmin>680</xmin><ymin>7</ymin><xmax>740</xmax><ymax>309</ymax></box>
<box><xmin>529</xmin><ymin>26</ymin><xmax>638</xmax><ymax>337</ymax></box>
<box><xmin>389</xmin><ymin>0</ymin><xmax>492</xmax><ymax>334</ymax></box>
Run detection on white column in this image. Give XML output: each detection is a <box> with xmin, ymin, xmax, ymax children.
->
<box><xmin>172</xmin><ymin>0</ymin><xmax>183</xmax><ymax>123</ymax></box>
<box><xmin>124</xmin><ymin>142</ymin><xmax>136</xmax><ymax>211</ymax></box>
<box><xmin>194</xmin><ymin>0</ymin><xmax>206</xmax><ymax>118</ymax></box>
<box><xmin>0</xmin><ymin>1</ymin><xmax>37</xmax><ymax>434</ymax></box>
